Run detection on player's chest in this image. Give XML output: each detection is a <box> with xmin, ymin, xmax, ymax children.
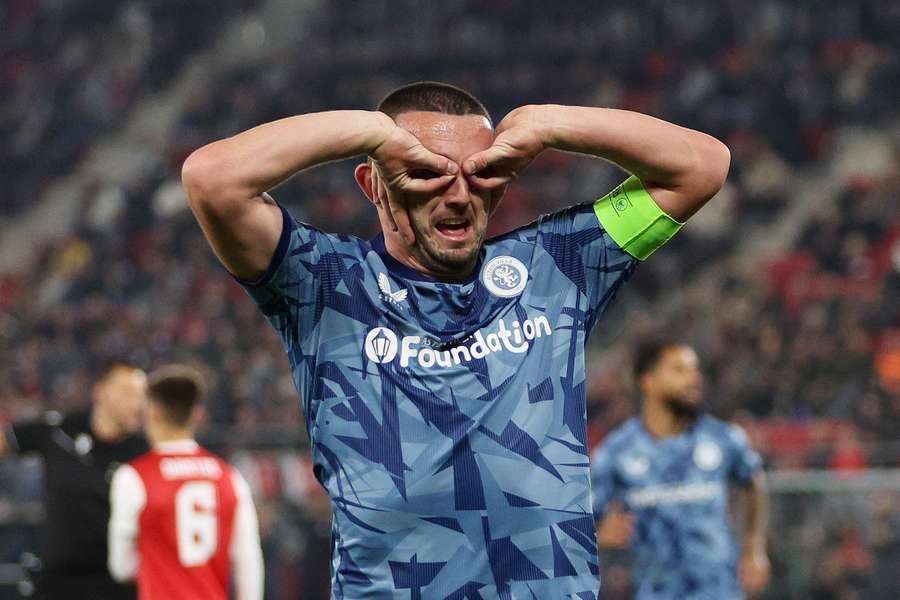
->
<box><xmin>617</xmin><ymin>437</ymin><xmax>728</xmax><ymax>489</ymax></box>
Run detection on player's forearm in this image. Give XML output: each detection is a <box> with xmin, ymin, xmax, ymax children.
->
<box><xmin>182</xmin><ymin>110</ymin><xmax>394</xmax><ymax>206</ymax></box>
<box><xmin>532</xmin><ymin>105</ymin><xmax>730</xmax><ymax>220</ymax></box>
<box><xmin>742</xmin><ymin>472</ymin><xmax>768</xmax><ymax>554</ymax></box>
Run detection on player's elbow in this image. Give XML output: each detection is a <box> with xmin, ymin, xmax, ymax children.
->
<box><xmin>691</xmin><ymin>135</ymin><xmax>731</xmax><ymax>203</ymax></box>
<box><xmin>181</xmin><ymin>143</ymin><xmax>246</xmax><ymax>215</ymax></box>
<box><xmin>182</xmin><ymin>146</ymin><xmax>222</xmax><ymax>209</ymax></box>
<box><xmin>670</xmin><ymin>134</ymin><xmax>730</xmax><ymax>221</ymax></box>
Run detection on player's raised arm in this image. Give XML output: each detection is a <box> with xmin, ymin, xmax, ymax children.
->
<box><xmin>464</xmin><ymin>104</ymin><xmax>730</xmax><ymax>223</ymax></box>
<box><xmin>181</xmin><ymin>111</ymin><xmax>458</xmax><ymax>280</ymax></box>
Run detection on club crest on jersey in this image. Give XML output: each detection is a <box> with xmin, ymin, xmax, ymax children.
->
<box><xmin>378</xmin><ymin>273</ymin><xmax>408</xmax><ymax>305</ymax></box>
<box><xmin>482</xmin><ymin>256</ymin><xmax>528</xmax><ymax>298</ymax></box>
<box><xmin>622</xmin><ymin>455</ymin><xmax>650</xmax><ymax>477</ymax></box>
<box><xmin>693</xmin><ymin>441</ymin><xmax>723</xmax><ymax>471</ymax></box>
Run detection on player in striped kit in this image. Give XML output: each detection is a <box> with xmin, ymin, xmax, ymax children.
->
<box><xmin>108</xmin><ymin>365</ymin><xmax>264</xmax><ymax>600</ymax></box>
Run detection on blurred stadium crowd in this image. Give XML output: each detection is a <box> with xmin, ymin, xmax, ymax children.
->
<box><xmin>1</xmin><ymin>0</ymin><xmax>899</xmax><ymax>598</ymax></box>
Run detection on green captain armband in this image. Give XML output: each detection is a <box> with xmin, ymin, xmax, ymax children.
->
<box><xmin>593</xmin><ymin>175</ymin><xmax>683</xmax><ymax>261</ymax></box>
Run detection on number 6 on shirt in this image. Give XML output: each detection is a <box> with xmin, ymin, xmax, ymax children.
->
<box><xmin>175</xmin><ymin>481</ymin><xmax>218</xmax><ymax>566</ymax></box>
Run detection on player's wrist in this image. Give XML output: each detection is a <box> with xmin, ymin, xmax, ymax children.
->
<box><xmin>365</xmin><ymin>111</ymin><xmax>402</xmax><ymax>156</ymax></box>
<box><xmin>524</xmin><ymin>104</ymin><xmax>573</xmax><ymax>151</ymax></box>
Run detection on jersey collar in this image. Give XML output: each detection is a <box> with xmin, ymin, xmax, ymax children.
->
<box><xmin>369</xmin><ymin>233</ymin><xmax>481</xmax><ymax>284</ymax></box>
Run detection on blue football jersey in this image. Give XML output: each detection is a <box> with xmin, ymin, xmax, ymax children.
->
<box><xmin>239</xmin><ymin>194</ymin><xmax>639</xmax><ymax>599</ymax></box>
<box><xmin>591</xmin><ymin>416</ymin><xmax>762</xmax><ymax>600</ymax></box>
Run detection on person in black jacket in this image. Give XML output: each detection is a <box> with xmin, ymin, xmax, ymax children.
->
<box><xmin>0</xmin><ymin>359</ymin><xmax>149</xmax><ymax>600</ymax></box>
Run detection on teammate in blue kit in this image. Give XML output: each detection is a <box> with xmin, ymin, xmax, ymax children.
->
<box><xmin>592</xmin><ymin>339</ymin><xmax>770</xmax><ymax>599</ymax></box>
<box><xmin>182</xmin><ymin>81</ymin><xmax>730</xmax><ymax>598</ymax></box>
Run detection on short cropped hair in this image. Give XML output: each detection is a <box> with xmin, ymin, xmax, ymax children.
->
<box><xmin>148</xmin><ymin>365</ymin><xmax>206</xmax><ymax>427</ymax></box>
<box><xmin>377</xmin><ymin>81</ymin><xmax>492</xmax><ymax>125</ymax></box>
<box><xmin>633</xmin><ymin>337</ymin><xmax>685</xmax><ymax>379</ymax></box>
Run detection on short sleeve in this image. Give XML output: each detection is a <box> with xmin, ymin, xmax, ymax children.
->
<box><xmin>725</xmin><ymin>424</ymin><xmax>762</xmax><ymax>486</ymax></box>
<box><xmin>590</xmin><ymin>443</ymin><xmax>619</xmax><ymax>521</ymax></box>
<box><xmin>536</xmin><ymin>200</ymin><xmax>638</xmax><ymax>332</ymax></box>
<box><xmin>235</xmin><ymin>204</ymin><xmax>340</xmax><ymax>348</ymax></box>
<box><xmin>8</xmin><ymin>413</ymin><xmax>59</xmax><ymax>455</ymax></box>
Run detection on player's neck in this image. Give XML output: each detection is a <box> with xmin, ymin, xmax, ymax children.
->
<box><xmin>641</xmin><ymin>398</ymin><xmax>692</xmax><ymax>439</ymax></box>
<box><xmin>149</xmin><ymin>427</ymin><xmax>195</xmax><ymax>446</ymax></box>
<box><xmin>381</xmin><ymin>231</ymin><xmax>477</xmax><ymax>282</ymax></box>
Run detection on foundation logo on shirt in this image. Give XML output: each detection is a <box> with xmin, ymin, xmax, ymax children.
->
<box><xmin>482</xmin><ymin>256</ymin><xmax>528</xmax><ymax>298</ymax></box>
<box><xmin>377</xmin><ymin>273</ymin><xmax>408</xmax><ymax>304</ymax></box>
<box><xmin>363</xmin><ymin>315</ymin><xmax>552</xmax><ymax>370</ymax></box>
<box><xmin>693</xmin><ymin>441</ymin><xmax>723</xmax><ymax>471</ymax></box>
<box><xmin>364</xmin><ymin>327</ymin><xmax>399</xmax><ymax>363</ymax></box>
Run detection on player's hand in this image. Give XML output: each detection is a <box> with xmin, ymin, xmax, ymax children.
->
<box><xmin>595</xmin><ymin>506</ymin><xmax>635</xmax><ymax>549</ymax></box>
<box><xmin>370</xmin><ymin>122</ymin><xmax>458</xmax><ymax>244</ymax></box>
<box><xmin>463</xmin><ymin>105</ymin><xmax>547</xmax><ymax>190</ymax></box>
<box><xmin>739</xmin><ymin>548</ymin><xmax>771</xmax><ymax>597</ymax></box>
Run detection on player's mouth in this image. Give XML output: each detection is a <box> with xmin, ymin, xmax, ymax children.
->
<box><xmin>434</xmin><ymin>217</ymin><xmax>472</xmax><ymax>243</ymax></box>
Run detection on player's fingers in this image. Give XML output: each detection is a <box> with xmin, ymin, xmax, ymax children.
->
<box><xmin>463</xmin><ymin>147</ymin><xmax>504</xmax><ymax>176</ymax></box>
<box><xmin>386</xmin><ymin>190</ymin><xmax>415</xmax><ymax>245</ymax></box>
<box><xmin>468</xmin><ymin>173</ymin><xmax>513</xmax><ymax>190</ymax></box>
<box><xmin>401</xmin><ymin>174</ymin><xmax>455</xmax><ymax>194</ymax></box>
<box><xmin>370</xmin><ymin>168</ymin><xmax>384</xmax><ymax>207</ymax></box>
<box><xmin>408</xmin><ymin>146</ymin><xmax>458</xmax><ymax>176</ymax></box>
<box><xmin>373</xmin><ymin>171</ymin><xmax>396</xmax><ymax>230</ymax></box>
<box><xmin>377</xmin><ymin>177</ymin><xmax>400</xmax><ymax>233</ymax></box>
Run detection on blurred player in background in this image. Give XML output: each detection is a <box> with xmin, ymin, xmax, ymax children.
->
<box><xmin>108</xmin><ymin>365</ymin><xmax>263</xmax><ymax>600</ymax></box>
<box><xmin>0</xmin><ymin>359</ymin><xmax>147</xmax><ymax>600</ymax></box>
<box><xmin>181</xmin><ymin>81</ymin><xmax>729</xmax><ymax>597</ymax></box>
<box><xmin>592</xmin><ymin>339</ymin><xmax>770</xmax><ymax>599</ymax></box>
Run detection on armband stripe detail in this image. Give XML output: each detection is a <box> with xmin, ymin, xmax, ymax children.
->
<box><xmin>592</xmin><ymin>175</ymin><xmax>683</xmax><ymax>261</ymax></box>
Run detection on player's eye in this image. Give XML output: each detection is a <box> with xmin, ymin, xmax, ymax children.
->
<box><xmin>409</xmin><ymin>169</ymin><xmax>441</xmax><ymax>180</ymax></box>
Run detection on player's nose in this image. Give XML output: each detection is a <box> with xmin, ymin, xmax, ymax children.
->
<box><xmin>441</xmin><ymin>172</ymin><xmax>471</xmax><ymax>207</ymax></box>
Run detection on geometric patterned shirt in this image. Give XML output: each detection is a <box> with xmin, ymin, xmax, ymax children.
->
<box><xmin>239</xmin><ymin>190</ymin><xmax>639</xmax><ymax>599</ymax></box>
<box><xmin>591</xmin><ymin>415</ymin><xmax>762</xmax><ymax>600</ymax></box>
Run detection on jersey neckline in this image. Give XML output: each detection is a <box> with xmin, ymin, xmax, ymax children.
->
<box><xmin>369</xmin><ymin>232</ymin><xmax>482</xmax><ymax>285</ymax></box>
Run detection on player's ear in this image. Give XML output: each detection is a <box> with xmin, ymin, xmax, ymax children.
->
<box><xmin>354</xmin><ymin>162</ymin><xmax>377</xmax><ymax>205</ymax></box>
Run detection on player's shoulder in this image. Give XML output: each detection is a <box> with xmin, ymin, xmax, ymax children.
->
<box><xmin>196</xmin><ymin>445</ymin><xmax>231</xmax><ymax>466</ymax></box>
<box><xmin>127</xmin><ymin>448</ymin><xmax>160</xmax><ymax>472</ymax></box>
<box><xmin>594</xmin><ymin>417</ymin><xmax>642</xmax><ymax>456</ymax></box>
<box><xmin>282</xmin><ymin>205</ymin><xmax>370</xmax><ymax>259</ymax></box>
<box><xmin>697</xmin><ymin>415</ymin><xmax>750</xmax><ymax>445</ymax></box>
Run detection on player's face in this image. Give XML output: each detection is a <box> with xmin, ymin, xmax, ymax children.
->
<box><xmin>648</xmin><ymin>346</ymin><xmax>703</xmax><ymax>411</ymax></box>
<box><xmin>96</xmin><ymin>367</ymin><xmax>148</xmax><ymax>435</ymax></box>
<box><xmin>393</xmin><ymin>112</ymin><xmax>495</xmax><ymax>277</ymax></box>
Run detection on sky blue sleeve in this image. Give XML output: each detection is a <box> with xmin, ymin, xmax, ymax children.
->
<box><xmin>725</xmin><ymin>424</ymin><xmax>763</xmax><ymax>486</ymax></box>
<box><xmin>537</xmin><ymin>202</ymin><xmax>639</xmax><ymax>333</ymax></box>
<box><xmin>590</xmin><ymin>443</ymin><xmax>619</xmax><ymax>521</ymax></box>
<box><xmin>235</xmin><ymin>205</ymin><xmax>337</xmax><ymax>358</ymax></box>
